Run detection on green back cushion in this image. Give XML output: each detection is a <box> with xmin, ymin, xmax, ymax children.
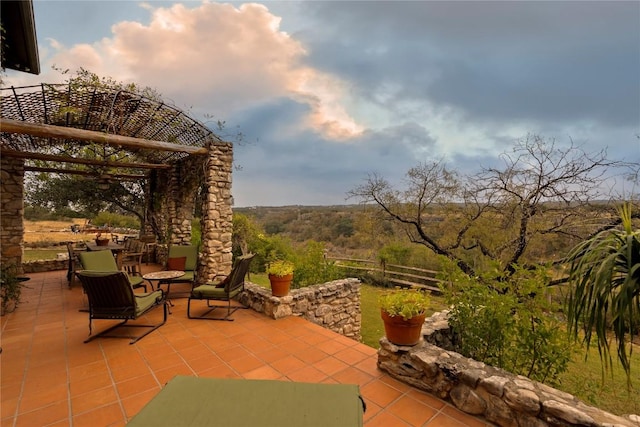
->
<box><xmin>79</xmin><ymin>250</ymin><xmax>118</xmax><ymax>271</ymax></box>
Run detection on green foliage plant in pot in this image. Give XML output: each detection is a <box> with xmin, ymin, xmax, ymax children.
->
<box><xmin>380</xmin><ymin>289</ymin><xmax>431</xmax><ymax>346</ymax></box>
<box><xmin>267</xmin><ymin>260</ymin><xmax>295</xmax><ymax>297</ymax></box>
<box><xmin>1</xmin><ymin>264</ymin><xmax>25</xmax><ymax>315</ymax></box>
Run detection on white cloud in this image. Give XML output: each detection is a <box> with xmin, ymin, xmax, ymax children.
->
<box><xmin>12</xmin><ymin>2</ymin><xmax>363</xmax><ymax>141</ymax></box>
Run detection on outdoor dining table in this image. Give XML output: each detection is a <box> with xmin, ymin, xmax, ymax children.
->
<box><xmin>85</xmin><ymin>241</ymin><xmax>126</xmax><ymax>269</ymax></box>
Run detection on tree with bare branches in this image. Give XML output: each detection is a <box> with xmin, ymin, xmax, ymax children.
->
<box><xmin>348</xmin><ymin>134</ymin><xmax>626</xmax><ymax>279</ymax></box>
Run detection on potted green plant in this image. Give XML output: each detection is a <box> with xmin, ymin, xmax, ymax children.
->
<box><xmin>380</xmin><ymin>289</ymin><xmax>431</xmax><ymax>346</ymax></box>
<box><xmin>1</xmin><ymin>264</ymin><xmax>26</xmax><ymax>315</ymax></box>
<box><xmin>267</xmin><ymin>260</ymin><xmax>295</xmax><ymax>297</ymax></box>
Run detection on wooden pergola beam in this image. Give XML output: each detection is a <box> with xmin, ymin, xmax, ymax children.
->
<box><xmin>1</xmin><ymin>148</ymin><xmax>170</xmax><ymax>170</ymax></box>
<box><xmin>0</xmin><ymin>118</ymin><xmax>209</xmax><ymax>155</ymax></box>
<box><xmin>24</xmin><ymin>166</ymin><xmax>146</xmax><ymax>180</ymax></box>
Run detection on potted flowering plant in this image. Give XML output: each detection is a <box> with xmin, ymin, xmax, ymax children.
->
<box><xmin>379</xmin><ymin>289</ymin><xmax>431</xmax><ymax>346</ymax></box>
<box><xmin>267</xmin><ymin>260</ymin><xmax>295</xmax><ymax>297</ymax></box>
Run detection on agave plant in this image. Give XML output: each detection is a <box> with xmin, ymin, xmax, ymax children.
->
<box><xmin>566</xmin><ymin>202</ymin><xmax>640</xmax><ymax>381</ymax></box>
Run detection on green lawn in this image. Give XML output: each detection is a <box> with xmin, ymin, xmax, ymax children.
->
<box><xmin>23</xmin><ymin>249</ymin><xmax>64</xmax><ymax>261</ymax></box>
<box><xmin>557</xmin><ymin>345</ymin><xmax>639</xmax><ymax>416</ymax></box>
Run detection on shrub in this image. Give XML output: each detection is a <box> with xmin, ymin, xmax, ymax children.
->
<box><xmin>441</xmin><ymin>261</ymin><xmax>572</xmax><ymax>385</ymax></box>
<box><xmin>92</xmin><ymin>212</ymin><xmax>140</xmax><ymax>229</ymax></box>
<box><xmin>291</xmin><ymin>241</ymin><xmax>342</xmax><ymax>288</ymax></box>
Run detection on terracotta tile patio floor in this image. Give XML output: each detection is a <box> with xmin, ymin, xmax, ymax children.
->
<box><xmin>1</xmin><ymin>267</ymin><xmax>494</xmax><ymax>427</ymax></box>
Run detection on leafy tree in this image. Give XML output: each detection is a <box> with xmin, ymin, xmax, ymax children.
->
<box><xmin>349</xmin><ymin>135</ymin><xmax>624</xmax><ymax>280</ymax></box>
<box><xmin>26</xmin><ymin>173</ymin><xmax>145</xmax><ymax>221</ymax></box>
<box><xmin>333</xmin><ymin>217</ymin><xmax>355</xmax><ymax>238</ymax></box>
<box><xmin>565</xmin><ymin>203</ymin><xmax>640</xmax><ymax>382</ymax></box>
<box><xmin>378</xmin><ymin>242</ymin><xmax>412</xmax><ymax>266</ymax></box>
<box><xmin>232</xmin><ymin>213</ymin><xmax>257</xmax><ymax>256</ymax></box>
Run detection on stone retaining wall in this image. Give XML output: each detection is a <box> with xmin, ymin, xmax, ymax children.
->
<box><xmin>378</xmin><ymin>310</ymin><xmax>639</xmax><ymax>427</ymax></box>
<box><xmin>237</xmin><ymin>279</ymin><xmax>362</xmax><ymax>341</ymax></box>
<box><xmin>22</xmin><ymin>259</ymin><xmax>67</xmax><ymax>273</ymax></box>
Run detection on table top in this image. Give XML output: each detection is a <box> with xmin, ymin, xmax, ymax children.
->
<box><xmin>85</xmin><ymin>242</ymin><xmax>125</xmax><ymax>251</ymax></box>
<box><xmin>143</xmin><ymin>270</ymin><xmax>185</xmax><ymax>280</ymax></box>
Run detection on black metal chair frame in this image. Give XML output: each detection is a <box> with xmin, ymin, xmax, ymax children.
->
<box><xmin>187</xmin><ymin>254</ymin><xmax>255</xmax><ymax>321</ymax></box>
<box><xmin>76</xmin><ymin>271</ymin><xmax>168</xmax><ymax>344</ymax></box>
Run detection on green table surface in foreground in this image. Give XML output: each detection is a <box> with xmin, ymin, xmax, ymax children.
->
<box><xmin>127</xmin><ymin>376</ymin><xmax>364</xmax><ymax>427</ymax></box>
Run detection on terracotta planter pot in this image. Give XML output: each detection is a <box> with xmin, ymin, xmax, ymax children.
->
<box><xmin>381</xmin><ymin>309</ymin><xmax>426</xmax><ymax>346</ymax></box>
<box><xmin>96</xmin><ymin>238</ymin><xmax>110</xmax><ymax>246</ymax></box>
<box><xmin>269</xmin><ymin>274</ymin><xmax>293</xmax><ymax>297</ymax></box>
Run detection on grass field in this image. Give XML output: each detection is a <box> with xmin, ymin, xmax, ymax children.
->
<box><xmin>23</xmin><ymin>219</ymin><xmax>87</xmax><ymax>244</ymax></box>
<box><xmin>22</xmin><ymin>219</ymin><xmax>132</xmax><ymax>261</ymax></box>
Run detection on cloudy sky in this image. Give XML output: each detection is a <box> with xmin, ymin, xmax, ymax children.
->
<box><xmin>5</xmin><ymin>1</ymin><xmax>639</xmax><ymax>207</ymax></box>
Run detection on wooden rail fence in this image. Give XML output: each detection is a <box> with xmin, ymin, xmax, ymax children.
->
<box><xmin>326</xmin><ymin>256</ymin><xmax>443</xmax><ymax>294</ymax></box>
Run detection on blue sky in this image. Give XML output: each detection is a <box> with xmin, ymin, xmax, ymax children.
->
<box><xmin>5</xmin><ymin>1</ymin><xmax>640</xmax><ymax>207</ymax></box>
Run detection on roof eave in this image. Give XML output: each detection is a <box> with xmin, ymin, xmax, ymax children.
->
<box><xmin>1</xmin><ymin>0</ymin><xmax>40</xmax><ymax>75</ymax></box>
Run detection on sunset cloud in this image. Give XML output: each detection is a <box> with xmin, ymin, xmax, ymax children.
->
<box><xmin>26</xmin><ymin>2</ymin><xmax>363</xmax><ymax>141</ymax></box>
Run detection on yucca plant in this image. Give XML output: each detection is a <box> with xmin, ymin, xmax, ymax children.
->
<box><xmin>566</xmin><ymin>202</ymin><xmax>640</xmax><ymax>383</ymax></box>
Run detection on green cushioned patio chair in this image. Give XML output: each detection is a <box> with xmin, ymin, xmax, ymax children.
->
<box><xmin>78</xmin><ymin>250</ymin><xmax>147</xmax><ymax>292</ymax></box>
<box><xmin>187</xmin><ymin>253</ymin><xmax>255</xmax><ymax>321</ymax></box>
<box><xmin>75</xmin><ymin>271</ymin><xmax>167</xmax><ymax>344</ymax></box>
<box><xmin>159</xmin><ymin>245</ymin><xmax>199</xmax><ymax>296</ymax></box>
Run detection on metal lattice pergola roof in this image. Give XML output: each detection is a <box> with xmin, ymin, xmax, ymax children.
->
<box><xmin>0</xmin><ymin>83</ymin><xmax>223</xmax><ymax>179</ymax></box>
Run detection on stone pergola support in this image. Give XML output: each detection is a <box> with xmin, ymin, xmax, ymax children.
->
<box><xmin>199</xmin><ymin>142</ymin><xmax>234</xmax><ymax>283</ymax></box>
<box><xmin>1</xmin><ymin>156</ymin><xmax>25</xmax><ymax>273</ymax></box>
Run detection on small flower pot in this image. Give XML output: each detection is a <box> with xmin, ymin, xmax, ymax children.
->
<box><xmin>381</xmin><ymin>309</ymin><xmax>426</xmax><ymax>346</ymax></box>
<box><xmin>269</xmin><ymin>274</ymin><xmax>293</xmax><ymax>297</ymax></box>
<box><xmin>96</xmin><ymin>238</ymin><xmax>110</xmax><ymax>246</ymax></box>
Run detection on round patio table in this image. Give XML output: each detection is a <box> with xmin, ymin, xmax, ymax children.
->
<box><xmin>143</xmin><ymin>270</ymin><xmax>185</xmax><ymax>291</ymax></box>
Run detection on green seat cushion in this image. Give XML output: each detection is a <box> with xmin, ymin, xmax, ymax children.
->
<box><xmin>191</xmin><ymin>284</ymin><xmax>241</xmax><ymax>299</ymax></box>
<box><xmin>129</xmin><ymin>275</ymin><xmax>144</xmax><ymax>287</ymax></box>
<box><xmin>135</xmin><ymin>290</ymin><xmax>163</xmax><ymax>315</ymax></box>
<box><xmin>79</xmin><ymin>250</ymin><xmax>119</xmax><ymax>270</ymax></box>
<box><xmin>127</xmin><ymin>376</ymin><xmax>363</xmax><ymax>427</ymax></box>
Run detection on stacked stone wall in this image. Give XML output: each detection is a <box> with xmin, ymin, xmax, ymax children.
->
<box><xmin>22</xmin><ymin>259</ymin><xmax>68</xmax><ymax>273</ymax></box>
<box><xmin>1</xmin><ymin>157</ymin><xmax>25</xmax><ymax>273</ymax></box>
<box><xmin>378</xmin><ymin>310</ymin><xmax>640</xmax><ymax>427</ymax></box>
<box><xmin>238</xmin><ymin>279</ymin><xmax>362</xmax><ymax>341</ymax></box>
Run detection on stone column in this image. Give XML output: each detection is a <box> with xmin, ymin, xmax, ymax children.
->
<box><xmin>168</xmin><ymin>157</ymin><xmax>204</xmax><ymax>245</ymax></box>
<box><xmin>199</xmin><ymin>142</ymin><xmax>233</xmax><ymax>284</ymax></box>
<box><xmin>1</xmin><ymin>157</ymin><xmax>25</xmax><ymax>273</ymax></box>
